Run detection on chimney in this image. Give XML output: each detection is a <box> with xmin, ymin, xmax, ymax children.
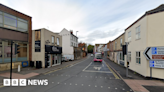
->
<box><xmin>70</xmin><ymin>30</ymin><xmax>73</xmax><ymax>34</ymax></box>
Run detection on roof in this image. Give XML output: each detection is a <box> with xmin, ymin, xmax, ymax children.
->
<box><xmin>125</xmin><ymin>4</ymin><xmax>164</xmax><ymax>31</ymax></box>
<box><xmin>112</xmin><ymin>32</ymin><xmax>125</xmax><ymax>41</ymax></box>
<box><xmin>0</xmin><ymin>3</ymin><xmax>32</xmax><ymax>18</ymax></box>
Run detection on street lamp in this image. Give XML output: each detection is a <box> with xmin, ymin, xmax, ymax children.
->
<box><xmin>76</xmin><ymin>31</ymin><xmax>79</xmax><ymax>36</ymax></box>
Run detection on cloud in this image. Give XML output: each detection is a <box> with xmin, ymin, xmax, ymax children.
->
<box><xmin>1</xmin><ymin>0</ymin><xmax>164</xmax><ymax>45</ymax></box>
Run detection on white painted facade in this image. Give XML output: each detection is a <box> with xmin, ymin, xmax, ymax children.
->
<box><xmin>125</xmin><ymin>5</ymin><xmax>164</xmax><ymax>79</ymax></box>
<box><xmin>59</xmin><ymin>28</ymin><xmax>78</xmax><ymax>60</ymax></box>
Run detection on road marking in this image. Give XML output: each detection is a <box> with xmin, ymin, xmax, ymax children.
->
<box><xmin>58</xmin><ymin>82</ymin><xmax>60</xmax><ymax>84</ymax></box>
<box><xmin>108</xmin><ymin>87</ymin><xmax>110</xmax><ymax>89</ymax></box>
<box><xmin>83</xmin><ymin>70</ymin><xmax>112</xmax><ymax>73</ymax></box>
<box><xmin>89</xmin><ymin>85</ymin><xmax>90</xmax><ymax>86</ymax></box>
<box><xmin>123</xmin><ymin>89</ymin><xmax>125</xmax><ymax>90</ymax></box>
<box><xmin>104</xmin><ymin>61</ymin><xmax>120</xmax><ymax>79</ymax></box>
<box><xmin>82</xmin><ymin>62</ymin><xmax>92</xmax><ymax>71</ymax></box>
<box><xmin>101</xmin><ymin>86</ymin><xmax>103</xmax><ymax>88</ymax></box>
<box><xmin>82</xmin><ymin>84</ymin><xmax>83</xmax><ymax>86</ymax></box>
<box><xmin>95</xmin><ymin>85</ymin><xmax>97</xmax><ymax>87</ymax></box>
<box><xmin>75</xmin><ymin>84</ymin><xmax>77</xmax><ymax>85</ymax></box>
<box><xmin>70</xmin><ymin>83</ymin><xmax>72</xmax><ymax>85</ymax></box>
<box><xmin>115</xmin><ymin>88</ymin><xmax>117</xmax><ymax>89</ymax></box>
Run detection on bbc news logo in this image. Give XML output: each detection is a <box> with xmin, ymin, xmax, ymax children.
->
<box><xmin>3</xmin><ymin>79</ymin><xmax>48</xmax><ymax>86</ymax></box>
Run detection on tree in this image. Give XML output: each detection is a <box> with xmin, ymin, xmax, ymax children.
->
<box><xmin>87</xmin><ymin>45</ymin><xmax>94</xmax><ymax>53</ymax></box>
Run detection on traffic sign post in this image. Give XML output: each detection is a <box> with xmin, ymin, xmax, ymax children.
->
<box><xmin>144</xmin><ymin>46</ymin><xmax>164</xmax><ymax>79</ymax></box>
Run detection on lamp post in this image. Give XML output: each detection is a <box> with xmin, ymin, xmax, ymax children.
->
<box><xmin>76</xmin><ymin>31</ymin><xmax>79</xmax><ymax>36</ymax></box>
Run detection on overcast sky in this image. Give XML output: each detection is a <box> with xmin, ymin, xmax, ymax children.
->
<box><xmin>1</xmin><ymin>0</ymin><xmax>164</xmax><ymax>45</ymax></box>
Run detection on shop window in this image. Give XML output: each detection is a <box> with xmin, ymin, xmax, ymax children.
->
<box><xmin>17</xmin><ymin>43</ymin><xmax>27</xmax><ymax>61</ymax></box>
<box><xmin>4</xmin><ymin>41</ymin><xmax>16</xmax><ymax>63</ymax></box>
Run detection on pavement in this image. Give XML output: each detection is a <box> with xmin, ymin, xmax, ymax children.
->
<box><xmin>0</xmin><ymin>56</ymin><xmax>133</xmax><ymax>92</ymax></box>
<box><xmin>0</xmin><ymin>57</ymin><xmax>87</xmax><ymax>85</ymax></box>
<box><xmin>104</xmin><ymin>57</ymin><xmax>164</xmax><ymax>92</ymax></box>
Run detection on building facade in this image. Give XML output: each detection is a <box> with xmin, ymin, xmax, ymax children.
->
<box><xmin>0</xmin><ymin>4</ymin><xmax>32</xmax><ymax>71</ymax></box>
<box><xmin>59</xmin><ymin>28</ymin><xmax>78</xmax><ymax>60</ymax></box>
<box><xmin>32</xmin><ymin>28</ymin><xmax>62</xmax><ymax>68</ymax></box>
<box><xmin>125</xmin><ymin>4</ymin><xmax>164</xmax><ymax>79</ymax></box>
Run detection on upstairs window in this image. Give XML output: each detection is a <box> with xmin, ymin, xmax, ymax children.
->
<box><xmin>57</xmin><ymin>38</ymin><xmax>59</xmax><ymax>45</ymax></box>
<box><xmin>128</xmin><ymin>31</ymin><xmax>131</xmax><ymax>42</ymax></box>
<box><xmin>136</xmin><ymin>26</ymin><xmax>140</xmax><ymax>39</ymax></box>
<box><xmin>52</xmin><ymin>36</ymin><xmax>54</xmax><ymax>44</ymax></box>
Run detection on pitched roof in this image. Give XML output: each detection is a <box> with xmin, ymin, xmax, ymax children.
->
<box><xmin>125</xmin><ymin>4</ymin><xmax>164</xmax><ymax>31</ymax></box>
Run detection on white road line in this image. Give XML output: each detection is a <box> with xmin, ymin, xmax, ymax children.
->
<box><xmin>83</xmin><ymin>70</ymin><xmax>112</xmax><ymax>73</ymax></box>
<box><xmin>101</xmin><ymin>86</ymin><xmax>103</xmax><ymax>88</ymax></box>
<box><xmin>58</xmin><ymin>82</ymin><xmax>60</xmax><ymax>84</ymax></box>
<box><xmin>82</xmin><ymin>62</ymin><xmax>92</xmax><ymax>71</ymax></box>
<box><xmin>115</xmin><ymin>88</ymin><xmax>117</xmax><ymax>89</ymax></box>
<box><xmin>122</xmin><ymin>89</ymin><xmax>125</xmax><ymax>90</ymax></box>
<box><xmin>89</xmin><ymin>85</ymin><xmax>91</xmax><ymax>87</ymax></box>
<box><xmin>95</xmin><ymin>85</ymin><xmax>97</xmax><ymax>87</ymax></box>
<box><xmin>82</xmin><ymin>84</ymin><xmax>83</xmax><ymax>86</ymax></box>
<box><xmin>108</xmin><ymin>87</ymin><xmax>110</xmax><ymax>89</ymax></box>
<box><xmin>52</xmin><ymin>82</ymin><xmax>54</xmax><ymax>83</ymax></box>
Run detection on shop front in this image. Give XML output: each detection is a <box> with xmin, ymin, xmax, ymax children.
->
<box><xmin>45</xmin><ymin>45</ymin><xmax>62</xmax><ymax>68</ymax></box>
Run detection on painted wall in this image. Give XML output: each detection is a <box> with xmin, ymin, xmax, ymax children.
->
<box><xmin>125</xmin><ymin>16</ymin><xmax>148</xmax><ymax>77</ymax></box>
<box><xmin>147</xmin><ymin>12</ymin><xmax>164</xmax><ymax>79</ymax></box>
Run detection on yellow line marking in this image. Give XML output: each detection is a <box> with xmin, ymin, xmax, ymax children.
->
<box><xmin>0</xmin><ymin>85</ymin><xmax>4</xmax><ymax>88</ymax></box>
<box><xmin>104</xmin><ymin>61</ymin><xmax>119</xmax><ymax>79</ymax></box>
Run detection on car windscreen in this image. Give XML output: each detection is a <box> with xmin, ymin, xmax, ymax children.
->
<box><xmin>95</xmin><ymin>54</ymin><xmax>102</xmax><ymax>59</ymax></box>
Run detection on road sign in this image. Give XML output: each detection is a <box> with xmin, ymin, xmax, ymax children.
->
<box><xmin>144</xmin><ymin>47</ymin><xmax>164</xmax><ymax>60</ymax></box>
<box><xmin>149</xmin><ymin>60</ymin><xmax>164</xmax><ymax>68</ymax></box>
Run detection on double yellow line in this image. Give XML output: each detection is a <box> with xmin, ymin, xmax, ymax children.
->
<box><xmin>104</xmin><ymin>61</ymin><xmax>120</xmax><ymax>79</ymax></box>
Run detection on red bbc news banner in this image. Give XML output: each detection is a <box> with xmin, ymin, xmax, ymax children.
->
<box><xmin>152</xmin><ymin>55</ymin><xmax>164</xmax><ymax>59</ymax></box>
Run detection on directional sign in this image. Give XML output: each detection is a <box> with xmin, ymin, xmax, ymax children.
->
<box><xmin>149</xmin><ymin>60</ymin><xmax>164</xmax><ymax>68</ymax></box>
<box><xmin>93</xmin><ymin>67</ymin><xmax>101</xmax><ymax>71</ymax></box>
<box><xmin>144</xmin><ymin>47</ymin><xmax>164</xmax><ymax>60</ymax></box>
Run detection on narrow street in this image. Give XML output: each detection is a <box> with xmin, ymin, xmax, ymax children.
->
<box><xmin>0</xmin><ymin>56</ymin><xmax>132</xmax><ymax>92</ymax></box>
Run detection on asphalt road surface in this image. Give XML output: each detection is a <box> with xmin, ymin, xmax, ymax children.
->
<box><xmin>0</xmin><ymin>56</ymin><xmax>133</xmax><ymax>92</ymax></box>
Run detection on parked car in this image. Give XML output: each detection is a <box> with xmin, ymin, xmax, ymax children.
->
<box><xmin>91</xmin><ymin>54</ymin><xmax>93</xmax><ymax>57</ymax></box>
<box><xmin>62</xmin><ymin>57</ymin><xmax>68</xmax><ymax>62</ymax></box>
<box><xmin>93</xmin><ymin>53</ymin><xmax>102</xmax><ymax>62</ymax></box>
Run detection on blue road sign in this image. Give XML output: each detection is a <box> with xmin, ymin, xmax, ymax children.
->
<box><xmin>149</xmin><ymin>61</ymin><xmax>155</xmax><ymax>67</ymax></box>
<box><xmin>152</xmin><ymin>47</ymin><xmax>157</xmax><ymax>54</ymax></box>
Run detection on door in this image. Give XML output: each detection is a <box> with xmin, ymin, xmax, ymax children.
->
<box><xmin>48</xmin><ymin>54</ymin><xmax>51</xmax><ymax>68</ymax></box>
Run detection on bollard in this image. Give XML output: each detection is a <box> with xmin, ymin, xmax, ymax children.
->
<box><xmin>18</xmin><ymin>65</ymin><xmax>20</xmax><ymax>72</ymax></box>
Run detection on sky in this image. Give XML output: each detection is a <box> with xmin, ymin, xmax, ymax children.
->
<box><xmin>1</xmin><ymin>0</ymin><xmax>164</xmax><ymax>45</ymax></box>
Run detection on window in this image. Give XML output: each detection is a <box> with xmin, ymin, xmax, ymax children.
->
<box><xmin>136</xmin><ymin>26</ymin><xmax>140</xmax><ymax>39</ymax></box>
<box><xmin>115</xmin><ymin>42</ymin><xmax>117</xmax><ymax>50</ymax></box>
<box><xmin>0</xmin><ymin>11</ymin><xmax>28</xmax><ymax>32</ymax></box>
<box><xmin>74</xmin><ymin>43</ymin><xmax>75</xmax><ymax>47</ymax></box>
<box><xmin>35</xmin><ymin>30</ymin><xmax>41</xmax><ymax>52</ymax></box>
<box><xmin>128</xmin><ymin>31</ymin><xmax>131</xmax><ymax>42</ymax></box>
<box><xmin>120</xmin><ymin>52</ymin><xmax>124</xmax><ymax>60</ymax></box>
<box><xmin>120</xmin><ymin>39</ymin><xmax>122</xmax><ymax>46</ymax></box>
<box><xmin>57</xmin><ymin>38</ymin><xmax>59</xmax><ymax>45</ymax></box>
<box><xmin>71</xmin><ymin>35</ymin><xmax>73</xmax><ymax>40</ymax></box>
<box><xmin>71</xmin><ymin>42</ymin><xmax>73</xmax><ymax>46</ymax></box>
<box><xmin>52</xmin><ymin>36</ymin><xmax>54</xmax><ymax>44</ymax></box>
<box><xmin>136</xmin><ymin>52</ymin><xmax>141</xmax><ymax>64</ymax></box>
<box><xmin>128</xmin><ymin>52</ymin><xmax>131</xmax><ymax>62</ymax></box>
<box><xmin>0</xmin><ymin>40</ymin><xmax>2</xmax><ymax>63</ymax></box>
